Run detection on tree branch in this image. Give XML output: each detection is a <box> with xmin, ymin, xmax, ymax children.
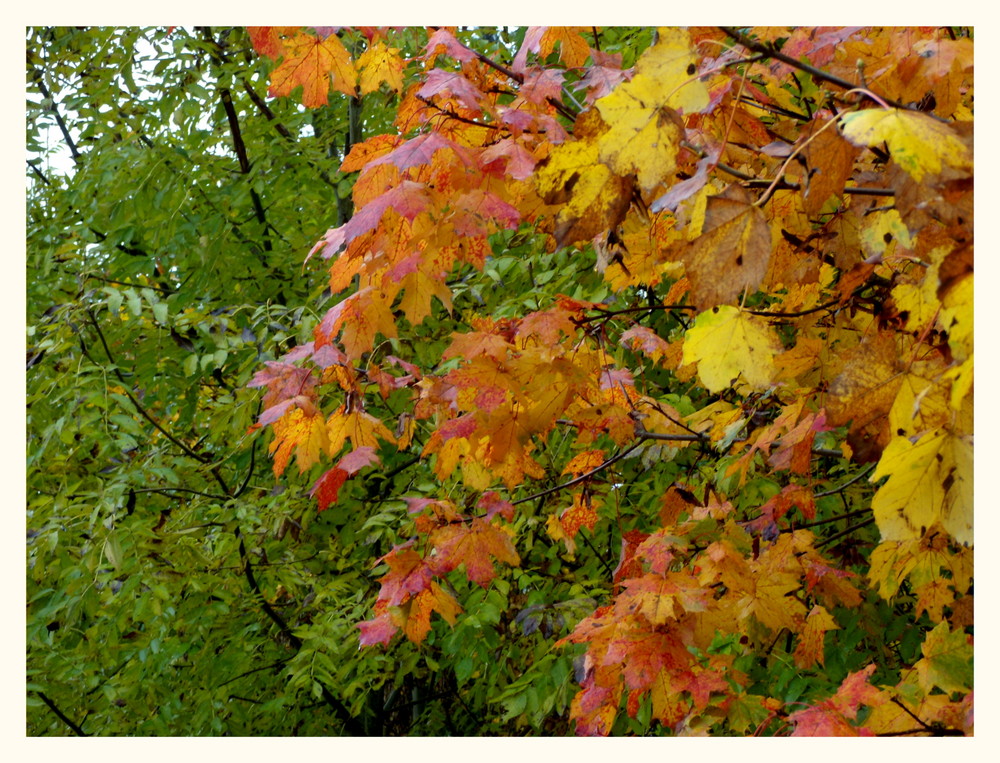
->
<box><xmin>233</xmin><ymin>527</ymin><xmax>365</xmax><ymax>734</ymax></box>
<box><xmin>29</xmin><ymin>66</ymin><xmax>81</xmax><ymax>162</ymax></box>
<box><xmin>718</xmin><ymin>27</ymin><xmax>910</xmax><ymax>111</ymax></box>
<box><xmin>35</xmin><ymin>691</ymin><xmax>89</xmax><ymax>736</ymax></box>
<box><xmin>84</xmin><ymin>307</ymin><xmax>231</xmax><ymax>496</ymax></box>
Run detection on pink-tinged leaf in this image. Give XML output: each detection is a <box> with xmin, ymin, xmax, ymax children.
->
<box><xmin>474</xmin><ymin>386</ymin><xmax>506</xmax><ymax>412</ymax></box>
<box><xmin>432</xmin><ymin>518</ymin><xmax>520</xmax><ymax>587</ymax></box>
<box><xmin>578</xmin><ymin>64</ymin><xmax>630</xmax><ymax>104</ymax></box>
<box><xmin>387</xmin><ymin>252</ymin><xmax>422</xmax><ymax>281</ymax></box>
<box><xmin>519</xmin><ymin>67</ymin><xmax>565</xmax><ymax>105</ymax></box>
<box><xmin>312</xmin><ymin>181</ymin><xmax>433</xmax><ymax>261</ymax></box>
<box><xmin>404</xmin><ymin>497</ymin><xmax>437</xmax><ymax>515</ymax></box>
<box><xmin>499</xmin><ymin>107</ymin><xmax>537</xmax><ymax>136</ymax></box>
<box><xmin>357</xmin><ymin>612</ymin><xmax>398</xmax><ymax>646</ymax></box>
<box><xmin>424</xmin><ymin>28</ymin><xmax>477</xmax><ymax>63</ymax></box>
<box><xmin>650</xmin><ymin>153</ymin><xmax>716</xmax><ymax>213</ymax></box>
<box><xmin>247</xmin><ymin>361</ymin><xmax>316</xmax><ymax>408</ymax></box>
<box><xmin>478</xmin><ymin>491</ymin><xmax>515</xmax><ymax>521</ymax></box>
<box><xmin>367</xmin><ymin>132</ymin><xmax>473</xmax><ymax>172</ymax></box>
<box><xmin>512</xmin><ymin>27</ymin><xmax>546</xmax><ymax>73</ymax></box>
<box><xmin>418</xmin><ymin>69</ymin><xmax>487</xmax><ymax>112</ymax></box>
<box><xmin>385</xmin><ymin>355</ymin><xmax>422</xmax><ymax>377</ymax></box>
<box><xmin>310</xmin><ymin>467</ymin><xmax>349</xmax><ymax>512</ymax></box>
<box><xmin>760</xmin><ymin>140</ymin><xmax>794</xmax><ymax>157</ymax></box>
<box><xmin>346</xmin><ymin>180</ymin><xmax>432</xmax><ymax>244</ymax></box>
<box><xmin>281</xmin><ymin>342</ymin><xmax>315</xmax><ymax>362</ymax></box>
<box><xmin>310</xmin><ymin>26</ymin><xmax>342</xmax><ymax>39</ymax></box>
<box><xmin>620</xmin><ymin>325</ymin><xmax>671</xmax><ymax>362</ymax></box>
<box><xmin>450</xmin><ymin>190</ymin><xmax>521</xmax><ymax>237</ymax></box>
<box><xmin>341</xmin><ymin>134</ymin><xmax>403</xmax><ymax>173</ymax></box>
<box><xmin>438</xmin><ymin>414</ymin><xmax>477</xmax><ymax>442</ymax></box>
<box><xmin>259</xmin><ymin>399</ymin><xmax>296</xmax><ymax>427</ymax></box>
<box><xmin>308</xmin><ymin>225</ymin><xmax>347</xmax><ymax>262</ymax></box>
<box><xmin>337</xmin><ymin>446</ymin><xmax>380</xmax><ymax>475</ymax></box>
<box><xmin>374</xmin><ymin>546</ymin><xmax>436</xmax><ymax>606</ymax></box>
<box><xmin>311</xmin><ymin>343</ymin><xmax>347</xmax><ymax>369</ymax></box>
<box><xmin>479</xmin><ymin>138</ymin><xmax>538</xmax><ymax>180</ymax></box>
<box><xmin>600</xmin><ymin>367</ymin><xmax>635</xmax><ymax>393</ymax></box>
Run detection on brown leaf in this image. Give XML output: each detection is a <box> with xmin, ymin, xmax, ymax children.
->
<box><xmin>679</xmin><ymin>184</ymin><xmax>771</xmax><ymax>309</ymax></box>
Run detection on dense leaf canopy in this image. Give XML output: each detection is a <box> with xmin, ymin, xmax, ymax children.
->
<box><xmin>27</xmin><ymin>26</ymin><xmax>972</xmax><ymax>736</ymax></box>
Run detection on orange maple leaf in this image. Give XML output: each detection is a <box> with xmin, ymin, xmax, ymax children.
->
<box><xmin>431</xmin><ymin>517</ymin><xmax>520</xmax><ymax>586</ymax></box>
<box><xmin>268</xmin><ymin>30</ymin><xmax>356</xmax><ymax>106</ymax></box>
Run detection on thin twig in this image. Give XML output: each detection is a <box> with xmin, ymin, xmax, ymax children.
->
<box><xmin>816</xmin><ymin>517</ymin><xmax>875</xmax><ymax>548</ymax></box>
<box><xmin>512</xmin><ymin>442</ymin><xmax>644</xmax><ymax>506</ymax></box>
<box><xmin>814</xmin><ymin>464</ymin><xmax>876</xmax><ymax>497</ymax></box>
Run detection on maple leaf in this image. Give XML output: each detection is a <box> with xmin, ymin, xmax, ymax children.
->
<box><xmin>479</xmin><ymin>138</ymin><xmax>538</xmax><ymax>181</ymax></box>
<box><xmin>325</xmin><ymin>404</ymin><xmax>396</xmax><ymax>456</ymax></box>
<box><xmin>373</xmin><ymin>545</ymin><xmax>434</xmax><ymax>607</ymax></box>
<box><xmin>417</xmin><ymin>68</ymin><xmax>488</xmax><ymax>113</ymax></box>
<box><xmin>558</xmin><ymin>492</ymin><xmax>600</xmax><ymax>539</ymax></box>
<box><xmin>614</xmin><ymin>573</ymin><xmax>711</xmax><ymax>626</ymax></box>
<box><xmin>620</xmin><ymin>325</ymin><xmax>671</xmax><ymax>364</ymax></box>
<box><xmin>793</xmin><ymin>605</ymin><xmax>838</xmax><ymax>669</ymax></box>
<box><xmin>534</xmin><ymin>109</ymin><xmax>633</xmax><ymax>248</ymax></box>
<box><xmin>367</xmin><ymin>131</ymin><xmax>473</xmax><ymax>172</ymax></box>
<box><xmin>247</xmin><ymin>361</ymin><xmax>317</xmax><ymax>409</ymax></box>
<box><xmin>789</xmin><ymin>665</ymin><xmax>887</xmax><ymax>736</ymax></box>
<box><xmin>309</xmin><ymin>447</ymin><xmax>380</xmax><ymax>512</ymax></box>
<box><xmin>801</xmin><ymin>119</ymin><xmax>861</xmax><ymax>214</ymax></box>
<box><xmin>595</xmin><ymin>28</ymin><xmax>708</xmax><ymax>192</ymax></box>
<box><xmin>871</xmin><ymin>426</ymin><xmax>973</xmax><ymax>545</ymax></box>
<box><xmin>356</xmin><ymin>41</ymin><xmax>404</xmax><ymax>95</ymax></box>
<box><xmin>401</xmin><ymin>581</ymin><xmax>463</xmax><ymax>644</ymax></box>
<box><xmin>424</xmin><ymin>28</ymin><xmax>477</xmax><ymax>64</ymax></box>
<box><xmin>519</xmin><ymin>67</ymin><xmax>565</xmax><ymax>105</ymax></box>
<box><xmin>268</xmin><ymin>407</ymin><xmax>329</xmax><ymax>477</ymax></box>
<box><xmin>678</xmin><ymin>184</ymin><xmax>772</xmax><ymax>309</ymax></box>
<box><xmin>357</xmin><ymin>606</ymin><xmax>398</xmax><ymax>647</ymax></box>
<box><xmin>268</xmin><ymin>30</ymin><xmax>356</xmax><ymax>106</ymax></box>
<box><xmin>913</xmin><ymin>622</ymin><xmax>974</xmax><ymax>695</ymax></box>
<box><xmin>431</xmin><ymin>517</ymin><xmax>520</xmax><ymax>586</ymax></box>
<box><xmin>682</xmin><ymin>306</ymin><xmax>780</xmax><ymax>394</ymax></box>
<box><xmin>840</xmin><ymin>108</ymin><xmax>973</xmax><ymax>182</ymax></box>
<box><xmin>247</xmin><ymin>26</ymin><xmax>298</xmax><ymax>60</ymax></box>
<box><xmin>314</xmin><ymin>287</ymin><xmax>398</xmax><ymax>360</ymax></box>
<box><xmin>512</xmin><ymin>27</ymin><xmax>591</xmax><ymax>72</ymax></box>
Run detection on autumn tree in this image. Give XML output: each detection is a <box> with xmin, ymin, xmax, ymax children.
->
<box><xmin>27</xmin><ymin>26</ymin><xmax>972</xmax><ymax>736</ymax></box>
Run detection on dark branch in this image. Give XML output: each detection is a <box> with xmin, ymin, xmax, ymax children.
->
<box><xmin>29</xmin><ymin>66</ymin><xmax>82</xmax><ymax>161</ymax></box>
<box><xmin>35</xmin><ymin>691</ymin><xmax>89</xmax><ymax>736</ymax></box>
<box><xmin>718</xmin><ymin>27</ymin><xmax>910</xmax><ymax>111</ymax></box>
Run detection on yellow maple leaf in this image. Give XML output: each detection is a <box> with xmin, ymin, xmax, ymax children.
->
<box><xmin>682</xmin><ymin>306</ymin><xmax>780</xmax><ymax>394</ymax></box>
<box><xmin>268</xmin><ymin>407</ymin><xmax>329</xmax><ymax>476</ymax></box>
<box><xmin>839</xmin><ymin>108</ymin><xmax>972</xmax><ymax>182</ymax></box>
<box><xmin>793</xmin><ymin>605</ymin><xmax>839</xmax><ymax>669</ymax></box>
<box><xmin>871</xmin><ymin>428</ymin><xmax>972</xmax><ymax>545</ymax></box>
<box><xmin>534</xmin><ymin>111</ymin><xmax>632</xmax><ymax>247</ymax></box>
<box><xmin>357</xmin><ymin>41</ymin><xmax>404</xmax><ymax>95</ymax></box>
<box><xmin>326</xmin><ymin>405</ymin><xmax>396</xmax><ymax>457</ymax></box>
<box><xmin>940</xmin><ymin>272</ymin><xmax>973</xmax><ymax>362</ymax></box>
<box><xmin>595</xmin><ymin>28</ymin><xmax>708</xmax><ymax>192</ymax></box>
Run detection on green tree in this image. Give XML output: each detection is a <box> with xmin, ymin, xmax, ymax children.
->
<box><xmin>28</xmin><ymin>26</ymin><xmax>973</xmax><ymax>737</ymax></box>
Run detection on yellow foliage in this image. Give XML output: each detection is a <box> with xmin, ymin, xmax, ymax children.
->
<box><xmin>682</xmin><ymin>306</ymin><xmax>780</xmax><ymax>394</ymax></box>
